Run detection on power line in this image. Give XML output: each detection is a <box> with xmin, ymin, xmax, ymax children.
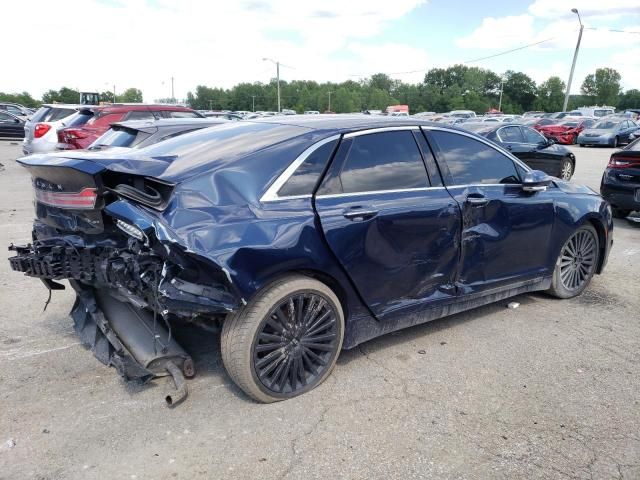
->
<box><xmin>585</xmin><ymin>27</ymin><xmax>640</xmax><ymax>34</ymax></box>
<box><xmin>462</xmin><ymin>35</ymin><xmax>564</xmax><ymax>64</ymax></box>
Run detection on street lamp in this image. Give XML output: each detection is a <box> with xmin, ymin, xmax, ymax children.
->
<box><xmin>563</xmin><ymin>8</ymin><xmax>584</xmax><ymax>112</ymax></box>
<box><xmin>263</xmin><ymin>58</ymin><xmax>281</xmax><ymax>112</ymax></box>
<box><xmin>327</xmin><ymin>91</ymin><xmax>333</xmax><ymax>112</ymax></box>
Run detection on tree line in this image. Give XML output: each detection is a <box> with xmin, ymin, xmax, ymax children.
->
<box><xmin>2</xmin><ymin>66</ymin><xmax>638</xmax><ymax>114</ymax></box>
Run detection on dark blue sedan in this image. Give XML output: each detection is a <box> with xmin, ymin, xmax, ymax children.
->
<box><xmin>9</xmin><ymin>116</ymin><xmax>614</xmax><ymax>403</ymax></box>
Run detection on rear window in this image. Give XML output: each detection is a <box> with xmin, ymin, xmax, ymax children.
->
<box><xmin>90</xmin><ymin>128</ymin><xmax>139</xmax><ymax>149</ymax></box>
<box><xmin>30</xmin><ymin>106</ymin><xmax>76</xmax><ymax>123</ymax></box>
<box><xmin>63</xmin><ymin>111</ymin><xmax>94</xmax><ymax>127</ymax></box>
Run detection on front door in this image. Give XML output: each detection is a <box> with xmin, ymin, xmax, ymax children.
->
<box><xmin>425</xmin><ymin>128</ymin><xmax>556</xmax><ymax>296</ymax></box>
<box><xmin>314</xmin><ymin>128</ymin><xmax>461</xmax><ymax>319</ymax></box>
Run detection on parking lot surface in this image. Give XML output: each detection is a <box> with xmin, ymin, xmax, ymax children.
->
<box><xmin>0</xmin><ymin>141</ymin><xmax>638</xmax><ymax>479</ymax></box>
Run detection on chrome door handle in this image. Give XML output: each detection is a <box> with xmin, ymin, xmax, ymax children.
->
<box><xmin>343</xmin><ymin>209</ymin><xmax>379</xmax><ymax>221</ymax></box>
<box><xmin>466</xmin><ymin>195</ymin><xmax>489</xmax><ymax>206</ymax></box>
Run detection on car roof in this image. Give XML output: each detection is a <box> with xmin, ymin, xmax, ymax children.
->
<box><xmin>246</xmin><ymin>114</ymin><xmax>443</xmax><ymax>132</ymax></box>
<box><xmin>111</xmin><ymin>118</ymin><xmax>228</xmax><ymax>130</ymax></box>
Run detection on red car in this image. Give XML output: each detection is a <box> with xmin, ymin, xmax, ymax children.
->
<box><xmin>56</xmin><ymin>104</ymin><xmax>203</xmax><ymax>150</ymax></box>
<box><xmin>538</xmin><ymin>118</ymin><xmax>596</xmax><ymax>145</ymax></box>
<box><xmin>522</xmin><ymin>118</ymin><xmax>558</xmax><ymax>131</ymax></box>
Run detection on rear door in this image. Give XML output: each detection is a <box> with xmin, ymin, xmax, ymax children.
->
<box><xmin>495</xmin><ymin>126</ymin><xmax>535</xmax><ymax>164</ymax></box>
<box><xmin>314</xmin><ymin>128</ymin><xmax>461</xmax><ymax>319</ymax></box>
<box><xmin>425</xmin><ymin>128</ymin><xmax>555</xmax><ymax>295</ymax></box>
<box><xmin>0</xmin><ymin>112</ymin><xmax>22</xmax><ymax>137</ymax></box>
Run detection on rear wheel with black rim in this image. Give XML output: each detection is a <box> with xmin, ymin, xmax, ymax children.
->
<box><xmin>560</xmin><ymin>158</ymin><xmax>573</xmax><ymax>180</ymax></box>
<box><xmin>221</xmin><ymin>275</ymin><xmax>344</xmax><ymax>403</ymax></box>
<box><xmin>548</xmin><ymin>224</ymin><xmax>599</xmax><ymax>299</ymax></box>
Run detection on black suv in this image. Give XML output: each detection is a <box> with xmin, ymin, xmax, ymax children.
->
<box><xmin>601</xmin><ymin>137</ymin><xmax>640</xmax><ymax>218</ymax></box>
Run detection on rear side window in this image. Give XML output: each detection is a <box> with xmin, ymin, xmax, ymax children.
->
<box><xmin>278</xmin><ymin>139</ymin><xmax>338</xmax><ymax>197</ymax></box>
<box><xmin>126</xmin><ymin>110</ymin><xmax>155</xmax><ymax>121</ymax></box>
<box><xmin>91</xmin><ymin>128</ymin><xmax>138</xmax><ymax>148</ymax></box>
<box><xmin>430</xmin><ymin>131</ymin><xmax>520</xmax><ymax>186</ymax></box>
<box><xmin>322</xmin><ymin>130</ymin><xmax>429</xmax><ymax>194</ymax></box>
<box><xmin>166</xmin><ymin>110</ymin><xmax>201</xmax><ymax>118</ymax></box>
<box><xmin>31</xmin><ymin>107</ymin><xmax>75</xmax><ymax>123</ymax></box>
<box><xmin>522</xmin><ymin>127</ymin><xmax>545</xmax><ymax>144</ymax></box>
<box><xmin>499</xmin><ymin>126</ymin><xmax>524</xmax><ymax>143</ymax></box>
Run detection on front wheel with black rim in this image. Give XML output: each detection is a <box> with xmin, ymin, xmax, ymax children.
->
<box><xmin>560</xmin><ymin>158</ymin><xmax>573</xmax><ymax>180</ymax></box>
<box><xmin>548</xmin><ymin>224</ymin><xmax>599</xmax><ymax>299</ymax></box>
<box><xmin>221</xmin><ymin>275</ymin><xmax>344</xmax><ymax>403</ymax></box>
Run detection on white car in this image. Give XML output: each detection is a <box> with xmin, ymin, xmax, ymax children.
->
<box><xmin>304</xmin><ymin>110</ymin><xmax>320</xmax><ymax>115</ymax></box>
<box><xmin>23</xmin><ymin>104</ymin><xmax>80</xmax><ymax>155</ymax></box>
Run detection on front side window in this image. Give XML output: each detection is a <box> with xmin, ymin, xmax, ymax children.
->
<box><xmin>321</xmin><ymin>130</ymin><xmax>429</xmax><ymax>195</ymax></box>
<box><xmin>430</xmin><ymin>130</ymin><xmax>520</xmax><ymax>186</ymax></box>
<box><xmin>278</xmin><ymin>139</ymin><xmax>338</xmax><ymax>197</ymax></box>
<box><xmin>522</xmin><ymin>127</ymin><xmax>545</xmax><ymax>144</ymax></box>
<box><xmin>0</xmin><ymin>112</ymin><xmax>13</xmax><ymax>121</ymax></box>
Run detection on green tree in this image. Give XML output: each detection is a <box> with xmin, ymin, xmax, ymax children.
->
<box><xmin>0</xmin><ymin>91</ymin><xmax>39</xmax><ymax>108</ymax></box>
<box><xmin>581</xmin><ymin>68</ymin><xmax>621</xmax><ymax>106</ymax></box>
<box><xmin>42</xmin><ymin>87</ymin><xmax>80</xmax><ymax>104</ymax></box>
<box><xmin>535</xmin><ymin>76</ymin><xmax>566</xmax><ymax>112</ymax></box>
<box><xmin>99</xmin><ymin>90</ymin><xmax>115</xmax><ymax>103</ymax></box>
<box><xmin>618</xmin><ymin>89</ymin><xmax>640</xmax><ymax>110</ymax></box>
<box><xmin>119</xmin><ymin>88</ymin><xmax>143</xmax><ymax>103</ymax></box>
<box><xmin>503</xmin><ymin>71</ymin><xmax>537</xmax><ymax>112</ymax></box>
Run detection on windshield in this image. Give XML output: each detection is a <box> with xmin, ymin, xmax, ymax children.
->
<box><xmin>63</xmin><ymin>111</ymin><xmax>94</xmax><ymax>127</ymax></box>
<box><xmin>593</xmin><ymin>121</ymin><xmax>619</xmax><ymax>129</ymax></box>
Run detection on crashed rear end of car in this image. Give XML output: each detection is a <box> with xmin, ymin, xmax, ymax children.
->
<box><xmin>9</xmin><ymin>156</ymin><xmax>244</xmax><ymax>405</ymax></box>
<box><xmin>7</xmin><ymin>121</ymin><xmax>314</xmax><ymax>405</ymax></box>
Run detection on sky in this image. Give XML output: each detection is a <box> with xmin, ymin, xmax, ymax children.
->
<box><xmin>3</xmin><ymin>0</ymin><xmax>639</xmax><ymax>102</ymax></box>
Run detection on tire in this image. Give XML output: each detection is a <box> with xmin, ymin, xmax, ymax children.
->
<box><xmin>579</xmin><ymin>144</ymin><xmax>585</xmax><ymax>147</ymax></box>
<box><xmin>611</xmin><ymin>207</ymin><xmax>631</xmax><ymax>219</ymax></box>
<box><xmin>560</xmin><ymin>158</ymin><xmax>573</xmax><ymax>180</ymax></box>
<box><xmin>571</xmin><ymin>134</ymin><xmax>577</xmax><ymax>145</ymax></box>
<box><xmin>221</xmin><ymin>275</ymin><xmax>344</xmax><ymax>403</ymax></box>
<box><xmin>612</xmin><ymin>136</ymin><xmax>619</xmax><ymax>148</ymax></box>
<box><xmin>548</xmin><ymin>224</ymin><xmax>599</xmax><ymax>299</ymax></box>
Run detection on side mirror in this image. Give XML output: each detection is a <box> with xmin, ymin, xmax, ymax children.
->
<box><xmin>14</xmin><ymin>118</ymin><xmax>20</xmax><ymax>123</ymax></box>
<box><xmin>522</xmin><ymin>170</ymin><xmax>552</xmax><ymax>192</ymax></box>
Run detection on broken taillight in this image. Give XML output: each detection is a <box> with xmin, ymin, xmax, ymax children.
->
<box><xmin>34</xmin><ymin>187</ymin><xmax>98</xmax><ymax>209</ymax></box>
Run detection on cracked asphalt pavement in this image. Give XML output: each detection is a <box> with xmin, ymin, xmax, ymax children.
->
<box><xmin>0</xmin><ymin>140</ymin><xmax>639</xmax><ymax>479</ymax></box>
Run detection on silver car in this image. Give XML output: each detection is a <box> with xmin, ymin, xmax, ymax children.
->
<box><xmin>22</xmin><ymin>104</ymin><xmax>81</xmax><ymax>155</ymax></box>
<box><xmin>577</xmin><ymin>119</ymin><xmax>639</xmax><ymax>148</ymax></box>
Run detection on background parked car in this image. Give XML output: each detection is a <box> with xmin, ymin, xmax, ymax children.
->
<box><xmin>56</xmin><ymin>104</ymin><xmax>204</xmax><ymax>150</ymax></box>
<box><xmin>463</xmin><ymin>123</ymin><xmax>576</xmax><ymax>180</ymax></box>
<box><xmin>23</xmin><ymin>104</ymin><xmax>80</xmax><ymax>154</ymax></box>
<box><xmin>0</xmin><ymin>111</ymin><xmax>26</xmax><ymax>139</ymax></box>
<box><xmin>0</xmin><ymin>103</ymin><xmax>33</xmax><ymax>120</ymax></box>
<box><xmin>538</xmin><ymin>117</ymin><xmax>596</xmax><ymax>145</ymax></box>
<box><xmin>201</xmin><ymin>111</ymin><xmax>243</xmax><ymax>120</ymax></box>
<box><xmin>577</xmin><ymin>118</ymin><xmax>639</xmax><ymax>147</ymax></box>
<box><xmin>600</xmin><ymin>137</ymin><xmax>640</xmax><ymax>218</ymax></box>
<box><xmin>87</xmin><ymin>118</ymin><xmax>228</xmax><ymax>151</ymax></box>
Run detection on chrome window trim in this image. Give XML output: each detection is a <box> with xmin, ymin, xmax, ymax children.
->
<box><xmin>316</xmin><ymin>186</ymin><xmax>446</xmax><ymax>200</ymax></box>
<box><xmin>421</xmin><ymin>125</ymin><xmax>532</xmax><ymax>176</ymax></box>
<box><xmin>260</xmin><ymin>134</ymin><xmax>340</xmax><ymax>203</ymax></box>
<box><xmin>343</xmin><ymin>126</ymin><xmax>420</xmax><ymax>138</ymax></box>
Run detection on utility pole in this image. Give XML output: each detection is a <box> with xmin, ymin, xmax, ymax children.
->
<box><xmin>563</xmin><ymin>8</ymin><xmax>583</xmax><ymax>112</ymax></box>
<box><xmin>171</xmin><ymin>76</ymin><xmax>175</xmax><ymax>102</ymax></box>
<box><xmin>113</xmin><ymin>84</ymin><xmax>116</xmax><ymax>103</ymax></box>
<box><xmin>498</xmin><ymin>79</ymin><xmax>505</xmax><ymax>112</ymax></box>
<box><xmin>251</xmin><ymin>95</ymin><xmax>256</xmax><ymax>112</ymax></box>
<box><xmin>209</xmin><ymin>100</ymin><xmax>213</xmax><ymax>110</ymax></box>
<box><xmin>262</xmin><ymin>58</ymin><xmax>281</xmax><ymax>112</ymax></box>
<box><xmin>327</xmin><ymin>91</ymin><xmax>333</xmax><ymax>112</ymax></box>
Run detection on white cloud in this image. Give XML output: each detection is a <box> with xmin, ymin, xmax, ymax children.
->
<box><xmin>528</xmin><ymin>0</ymin><xmax>640</xmax><ymax>20</ymax></box>
<box><xmin>3</xmin><ymin>0</ymin><xmax>427</xmax><ymax>101</ymax></box>
<box><xmin>455</xmin><ymin>15</ymin><xmax>535</xmax><ymax>49</ymax></box>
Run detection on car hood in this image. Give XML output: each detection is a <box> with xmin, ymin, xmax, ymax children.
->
<box><xmin>580</xmin><ymin>128</ymin><xmax>615</xmax><ymax>136</ymax></box>
<box><xmin>553</xmin><ymin>179</ymin><xmax>599</xmax><ymax>196</ymax></box>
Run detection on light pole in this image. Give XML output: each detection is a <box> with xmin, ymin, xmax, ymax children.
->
<box><xmin>263</xmin><ymin>58</ymin><xmax>280</xmax><ymax>112</ymax></box>
<box><xmin>563</xmin><ymin>8</ymin><xmax>583</xmax><ymax>112</ymax></box>
<box><xmin>327</xmin><ymin>91</ymin><xmax>333</xmax><ymax>112</ymax></box>
<box><xmin>171</xmin><ymin>76</ymin><xmax>175</xmax><ymax>102</ymax></box>
<box><xmin>251</xmin><ymin>95</ymin><xmax>256</xmax><ymax>112</ymax></box>
<box><xmin>498</xmin><ymin>78</ymin><xmax>505</xmax><ymax>112</ymax></box>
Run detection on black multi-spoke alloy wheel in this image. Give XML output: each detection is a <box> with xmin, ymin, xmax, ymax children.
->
<box><xmin>548</xmin><ymin>224</ymin><xmax>600</xmax><ymax>299</ymax></box>
<box><xmin>221</xmin><ymin>275</ymin><xmax>344</xmax><ymax>403</ymax></box>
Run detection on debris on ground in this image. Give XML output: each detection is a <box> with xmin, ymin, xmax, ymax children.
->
<box><xmin>417</xmin><ymin>349</ymin><xmax>426</xmax><ymax>354</ymax></box>
<box><xmin>5</xmin><ymin>438</ymin><xmax>16</xmax><ymax>448</ymax></box>
<box><xmin>507</xmin><ymin>302</ymin><xmax>520</xmax><ymax>309</ymax></box>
